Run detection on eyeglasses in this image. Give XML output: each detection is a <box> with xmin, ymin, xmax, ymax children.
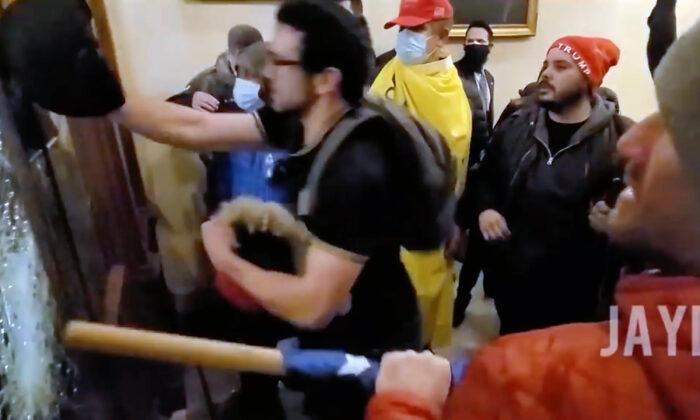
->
<box><xmin>270</xmin><ymin>58</ymin><xmax>301</xmax><ymax>67</ymax></box>
<box><xmin>466</xmin><ymin>39</ymin><xmax>490</xmax><ymax>46</ymax></box>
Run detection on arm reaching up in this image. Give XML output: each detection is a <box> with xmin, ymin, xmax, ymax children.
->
<box><xmin>647</xmin><ymin>0</ymin><xmax>677</xmax><ymax>75</ymax></box>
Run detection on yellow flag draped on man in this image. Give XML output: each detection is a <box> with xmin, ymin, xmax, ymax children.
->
<box><xmin>370</xmin><ymin>0</ymin><xmax>471</xmax><ymax>348</ymax></box>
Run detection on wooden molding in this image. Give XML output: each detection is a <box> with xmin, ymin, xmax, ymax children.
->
<box><xmin>67</xmin><ymin>117</ymin><xmax>150</xmax><ymax>274</ymax></box>
<box><xmin>103</xmin><ymin>265</ymin><xmax>126</xmax><ymax>324</ymax></box>
<box><xmin>86</xmin><ymin>0</ymin><xmax>121</xmax><ymax>80</ymax></box>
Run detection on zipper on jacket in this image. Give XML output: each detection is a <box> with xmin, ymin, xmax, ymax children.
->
<box><xmin>536</xmin><ymin>137</ymin><xmax>582</xmax><ymax>166</ymax></box>
<box><xmin>533</xmin><ymin>136</ymin><xmax>555</xmax><ymax>166</ymax></box>
<box><xmin>550</xmin><ymin>142</ymin><xmax>583</xmax><ymax>164</ymax></box>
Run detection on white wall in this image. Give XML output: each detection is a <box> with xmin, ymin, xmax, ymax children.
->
<box><xmin>106</xmin><ymin>0</ymin><xmax>277</xmax><ymax>96</ymax></box>
<box><xmin>108</xmin><ymin>0</ymin><xmax>700</xmax><ymax>121</ymax></box>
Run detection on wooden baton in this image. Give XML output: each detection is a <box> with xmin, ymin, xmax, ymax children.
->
<box><xmin>62</xmin><ymin>320</ymin><xmax>286</xmax><ymax>376</ymax></box>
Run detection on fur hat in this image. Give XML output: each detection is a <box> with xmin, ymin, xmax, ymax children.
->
<box><xmin>211</xmin><ymin>197</ymin><xmax>310</xmax><ymax>312</ymax></box>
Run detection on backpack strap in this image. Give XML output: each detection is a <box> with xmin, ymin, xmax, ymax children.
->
<box><xmin>363</xmin><ymin>97</ymin><xmax>457</xmax><ymax>245</ymax></box>
<box><xmin>365</xmin><ymin>97</ymin><xmax>455</xmax><ymax>194</ymax></box>
<box><xmin>297</xmin><ymin>107</ymin><xmax>378</xmax><ymax>217</ymax></box>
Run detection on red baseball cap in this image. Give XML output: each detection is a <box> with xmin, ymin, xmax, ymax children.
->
<box><xmin>384</xmin><ymin>0</ymin><xmax>454</xmax><ymax>29</ymax></box>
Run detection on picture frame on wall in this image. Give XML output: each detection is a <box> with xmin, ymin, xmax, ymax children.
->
<box><xmin>450</xmin><ymin>0</ymin><xmax>538</xmax><ymax>39</ymax></box>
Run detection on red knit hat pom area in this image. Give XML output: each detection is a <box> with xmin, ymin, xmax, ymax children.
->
<box><xmin>549</xmin><ymin>36</ymin><xmax>620</xmax><ymax>89</ymax></box>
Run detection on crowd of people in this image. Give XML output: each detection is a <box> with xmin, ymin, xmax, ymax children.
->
<box><xmin>2</xmin><ymin>0</ymin><xmax>699</xmax><ymax>417</ymax></box>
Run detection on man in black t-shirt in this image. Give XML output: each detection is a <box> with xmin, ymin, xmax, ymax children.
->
<box><xmin>109</xmin><ymin>1</ymin><xmax>447</xmax><ymax>418</ymax></box>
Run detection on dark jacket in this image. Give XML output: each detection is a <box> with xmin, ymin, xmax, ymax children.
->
<box><xmin>474</xmin><ymin>96</ymin><xmax>624</xmax><ymax>326</ymax></box>
<box><xmin>373</xmin><ymin>49</ymin><xmax>396</xmax><ymax>82</ymax></box>
<box><xmin>476</xmin><ymin>96</ymin><xmax>621</xmax><ymax>216</ymax></box>
<box><xmin>168</xmin><ymin>52</ymin><xmax>236</xmax><ymax>108</ymax></box>
<box><xmin>452</xmin><ymin>64</ymin><xmax>494</xmax><ymax>229</ymax></box>
<box><xmin>456</xmin><ymin>64</ymin><xmax>495</xmax><ymax>169</ymax></box>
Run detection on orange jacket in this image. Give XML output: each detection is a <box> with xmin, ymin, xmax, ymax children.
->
<box><xmin>367</xmin><ymin>275</ymin><xmax>700</xmax><ymax>420</ymax></box>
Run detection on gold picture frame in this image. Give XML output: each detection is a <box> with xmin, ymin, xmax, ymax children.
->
<box><xmin>450</xmin><ymin>0</ymin><xmax>538</xmax><ymax>39</ymax></box>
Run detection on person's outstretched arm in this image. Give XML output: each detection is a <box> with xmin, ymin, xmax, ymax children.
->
<box><xmin>109</xmin><ymin>97</ymin><xmax>263</xmax><ymax>152</ymax></box>
<box><xmin>647</xmin><ymin>0</ymin><xmax>677</xmax><ymax>75</ymax></box>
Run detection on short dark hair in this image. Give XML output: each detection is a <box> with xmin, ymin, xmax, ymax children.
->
<box><xmin>277</xmin><ymin>0</ymin><xmax>370</xmax><ymax>105</ymax></box>
<box><xmin>228</xmin><ymin>25</ymin><xmax>263</xmax><ymax>54</ymax></box>
<box><xmin>466</xmin><ymin>20</ymin><xmax>493</xmax><ymax>42</ymax></box>
<box><xmin>237</xmin><ymin>42</ymin><xmax>268</xmax><ymax>80</ymax></box>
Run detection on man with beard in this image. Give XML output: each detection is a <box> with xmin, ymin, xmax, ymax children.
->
<box><xmin>452</xmin><ymin>21</ymin><xmax>495</xmax><ymax>327</ymax></box>
<box><xmin>473</xmin><ymin>36</ymin><xmax>623</xmax><ymax>334</ymax></box>
<box><xmin>368</xmin><ymin>19</ymin><xmax>700</xmax><ymax>419</ymax></box>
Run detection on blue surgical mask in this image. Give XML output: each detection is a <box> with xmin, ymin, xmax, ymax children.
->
<box><xmin>233</xmin><ymin>78</ymin><xmax>264</xmax><ymax>112</ymax></box>
<box><xmin>395</xmin><ymin>29</ymin><xmax>430</xmax><ymax>65</ymax></box>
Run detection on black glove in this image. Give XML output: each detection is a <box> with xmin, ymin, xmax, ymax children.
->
<box><xmin>0</xmin><ymin>0</ymin><xmax>125</xmax><ymax>117</ymax></box>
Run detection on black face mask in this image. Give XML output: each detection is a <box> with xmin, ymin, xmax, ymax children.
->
<box><xmin>462</xmin><ymin>44</ymin><xmax>490</xmax><ymax>71</ymax></box>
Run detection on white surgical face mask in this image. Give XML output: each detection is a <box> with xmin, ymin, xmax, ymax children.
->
<box><xmin>233</xmin><ymin>78</ymin><xmax>264</xmax><ymax>112</ymax></box>
<box><xmin>395</xmin><ymin>29</ymin><xmax>431</xmax><ymax>66</ymax></box>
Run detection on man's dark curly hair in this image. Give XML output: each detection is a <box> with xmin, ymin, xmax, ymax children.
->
<box><xmin>277</xmin><ymin>0</ymin><xmax>370</xmax><ymax>105</ymax></box>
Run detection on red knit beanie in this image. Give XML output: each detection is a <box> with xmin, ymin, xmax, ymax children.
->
<box><xmin>548</xmin><ymin>36</ymin><xmax>620</xmax><ymax>89</ymax></box>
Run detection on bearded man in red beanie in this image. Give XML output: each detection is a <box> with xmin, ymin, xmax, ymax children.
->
<box><xmin>473</xmin><ymin>35</ymin><xmax>624</xmax><ymax>334</ymax></box>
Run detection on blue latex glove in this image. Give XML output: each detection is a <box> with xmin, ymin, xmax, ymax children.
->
<box><xmin>279</xmin><ymin>338</ymin><xmax>470</xmax><ymax>392</ymax></box>
<box><xmin>450</xmin><ymin>356</ymin><xmax>469</xmax><ymax>386</ymax></box>
<box><xmin>279</xmin><ymin>338</ymin><xmax>379</xmax><ymax>390</ymax></box>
